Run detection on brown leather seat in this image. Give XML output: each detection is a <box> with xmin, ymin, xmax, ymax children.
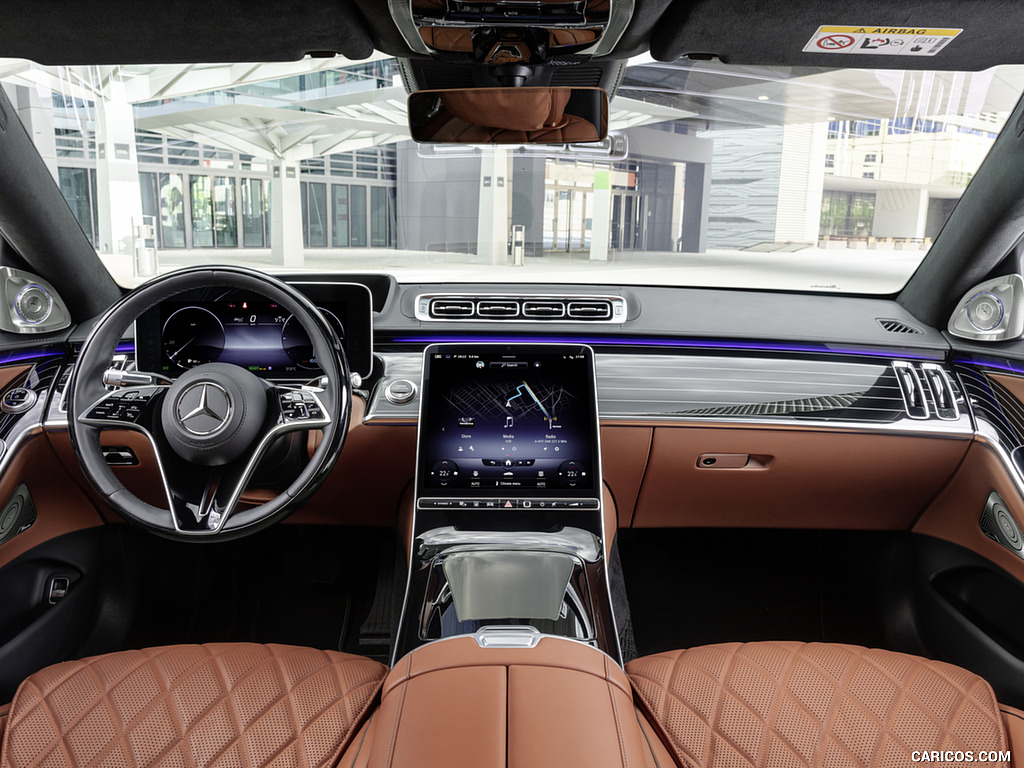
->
<box><xmin>427</xmin><ymin>88</ymin><xmax>602</xmax><ymax>144</ymax></box>
<box><xmin>627</xmin><ymin>641</ymin><xmax>1018</xmax><ymax>768</ymax></box>
<box><xmin>0</xmin><ymin>643</ymin><xmax>386</xmax><ymax>768</ymax></box>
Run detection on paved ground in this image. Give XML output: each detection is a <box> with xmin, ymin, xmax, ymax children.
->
<box><xmin>101</xmin><ymin>245</ymin><xmax>928</xmax><ymax>294</ymax></box>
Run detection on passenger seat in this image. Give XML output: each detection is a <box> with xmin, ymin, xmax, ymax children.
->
<box><xmin>627</xmin><ymin>641</ymin><xmax>1021</xmax><ymax>768</ymax></box>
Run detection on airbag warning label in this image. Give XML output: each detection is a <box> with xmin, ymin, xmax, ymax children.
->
<box><xmin>803</xmin><ymin>26</ymin><xmax>962</xmax><ymax>56</ymax></box>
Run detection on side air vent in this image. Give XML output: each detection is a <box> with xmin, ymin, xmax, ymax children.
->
<box><xmin>921</xmin><ymin>363</ymin><xmax>959</xmax><ymax>420</ymax></box>
<box><xmin>416</xmin><ymin>294</ymin><xmax>626</xmax><ymax>322</ymax></box>
<box><xmin>429</xmin><ymin>298</ymin><xmax>474</xmax><ymax>318</ymax></box>
<box><xmin>892</xmin><ymin>361</ymin><xmax>929</xmax><ymax>419</ymax></box>
<box><xmin>567</xmin><ymin>300</ymin><xmax>613</xmax><ymax>321</ymax></box>
<box><xmin>877</xmin><ymin>318</ymin><xmax>924</xmax><ymax>334</ymax></box>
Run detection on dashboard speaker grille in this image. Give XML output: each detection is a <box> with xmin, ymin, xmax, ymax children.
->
<box><xmin>877</xmin><ymin>318</ymin><xmax>923</xmax><ymax>334</ymax></box>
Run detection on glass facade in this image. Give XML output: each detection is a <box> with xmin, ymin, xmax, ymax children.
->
<box><xmin>60</xmin><ymin>140</ymin><xmax>396</xmax><ymax>252</ymax></box>
<box><xmin>820</xmin><ymin>191</ymin><xmax>877</xmax><ymax>238</ymax></box>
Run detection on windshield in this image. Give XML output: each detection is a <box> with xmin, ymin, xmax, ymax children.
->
<box><xmin>2</xmin><ymin>56</ymin><xmax>1022</xmax><ymax>292</ymax></box>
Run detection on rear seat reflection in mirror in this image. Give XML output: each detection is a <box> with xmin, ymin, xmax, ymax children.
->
<box><xmin>408</xmin><ymin>86</ymin><xmax>608</xmax><ymax>144</ymax></box>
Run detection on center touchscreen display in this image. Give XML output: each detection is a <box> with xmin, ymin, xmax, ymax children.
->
<box><xmin>417</xmin><ymin>344</ymin><xmax>599</xmax><ymax>497</ymax></box>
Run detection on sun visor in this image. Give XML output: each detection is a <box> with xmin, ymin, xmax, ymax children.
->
<box><xmin>651</xmin><ymin>0</ymin><xmax>1023</xmax><ymax>71</ymax></box>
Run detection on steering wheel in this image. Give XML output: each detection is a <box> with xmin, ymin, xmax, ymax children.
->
<box><xmin>68</xmin><ymin>266</ymin><xmax>351</xmax><ymax>540</ymax></box>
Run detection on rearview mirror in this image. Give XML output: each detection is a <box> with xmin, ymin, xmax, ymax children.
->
<box><xmin>408</xmin><ymin>87</ymin><xmax>608</xmax><ymax>144</ymax></box>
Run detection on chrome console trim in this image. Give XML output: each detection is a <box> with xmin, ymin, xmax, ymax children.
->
<box><xmin>367</xmin><ymin>351</ymin><xmax>974</xmax><ymax>437</ymax></box>
<box><xmin>418</xmin><ymin>526</ymin><xmax>602</xmax><ymax>562</ymax></box>
<box><xmin>473</xmin><ymin>626</ymin><xmax>543</xmax><ymax>649</ymax></box>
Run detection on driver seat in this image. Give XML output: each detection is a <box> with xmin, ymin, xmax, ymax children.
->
<box><xmin>0</xmin><ymin>643</ymin><xmax>386</xmax><ymax>768</ymax></box>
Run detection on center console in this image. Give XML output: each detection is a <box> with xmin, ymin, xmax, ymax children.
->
<box><xmin>394</xmin><ymin>343</ymin><xmax>619</xmax><ymax>662</ymax></box>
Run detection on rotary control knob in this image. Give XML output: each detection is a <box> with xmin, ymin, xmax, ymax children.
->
<box><xmin>384</xmin><ymin>379</ymin><xmax>417</xmax><ymax>405</ymax></box>
<box><xmin>15</xmin><ymin>285</ymin><xmax>52</xmax><ymax>325</ymax></box>
<box><xmin>0</xmin><ymin>387</ymin><xmax>36</xmax><ymax>414</ymax></box>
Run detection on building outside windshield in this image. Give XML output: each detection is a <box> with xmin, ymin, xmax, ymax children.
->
<box><xmin>0</xmin><ymin>56</ymin><xmax>1021</xmax><ymax>293</ymax></box>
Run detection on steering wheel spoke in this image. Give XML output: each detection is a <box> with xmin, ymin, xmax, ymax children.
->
<box><xmin>78</xmin><ymin>385</ymin><xmax>168</xmax><ymax>429</ymax></box>
<box><xmin>163</xmin><ymin>454</ymin><xmax>257</xmax><ymax>533</ymax></box>
<box><xmin>159</xmin><ymin>385</ymin><xmax>335</xmax><ymax>534</ymax></box>
<box><xmin>275</xmin><ymin>385</ymin><xmax>331</xmax><ymax>428</ymax></box>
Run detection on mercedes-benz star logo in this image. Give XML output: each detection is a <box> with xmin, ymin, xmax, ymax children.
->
<box><xmin>176</xmin><ymin>382</ymin><xmax>232</xmax><ymax>436</ymax></box>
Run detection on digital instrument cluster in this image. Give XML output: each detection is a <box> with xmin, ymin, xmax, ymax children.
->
<box><xmin>416</xmin><ymin>344</ymin><xmax>600</xmax><ymax>502</ymax></box>
<box><xmin>135</xmin><ymin>282</ymin><xmax>373</xmax><ymax>378</ymax></box>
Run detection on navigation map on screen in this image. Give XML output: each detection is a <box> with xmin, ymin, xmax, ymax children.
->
<box><xmin>417</xmin><ymin>346</ymin><xmax>598</xmax><ymax>496</ymax></box>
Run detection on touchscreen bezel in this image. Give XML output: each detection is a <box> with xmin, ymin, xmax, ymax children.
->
<box><xmin>415</xmin><ymin>343</ymin><xmax>602</xmax><ymax>502</ymax></box>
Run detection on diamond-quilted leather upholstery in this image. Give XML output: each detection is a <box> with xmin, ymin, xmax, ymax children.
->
<box><xmin>627</xmin><ymin>641</ymin><xmax>1008</xmax><ymax>768</ymax></box>
<box><xmin>0</xmin><ymin>643</ymin><xmax>386</xmax><ymax>768</ymax></box>
<box><xmin>429</xmin><ymin>114</ymin><xmax>601</xmax><ymax>144</ymax></box>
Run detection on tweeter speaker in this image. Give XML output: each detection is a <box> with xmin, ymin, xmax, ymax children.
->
<box><xmin>14</xmin><ymin>284</ymin><xmax>52</xmax><ymax>324</ymax></box>
<box><xmin>0</xmin><ymin>483</ymin><xmax>35</xmax><ymax>546</ymax></box>
<box><xmin>980</xmin><ymin>491</ymin><xmax>1024</xmax><ymax>554</ymax></box>
<box><xmin>966</xmin><ymin>291</ymin><xmax>1004</xmax><ymax>331</ymax></box>
<box><xmin>949</xmin><ymin>275</ymin><xmax>1024</xmax><ymax>341</ymax></box>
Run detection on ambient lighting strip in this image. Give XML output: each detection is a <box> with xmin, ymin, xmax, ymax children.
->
<box><xmin>0</xmin><ymin>349</ymin><xmax>62</xmax><ymax>366</ymax></box>
<box><xmin>391</xmin><ymin>335</ymin><xmax>942</xmax><ymax>360</ymax></box>
<box><xmin>954</xmin><ymin>356</ymin><xmax>1024</xmax><ymax>376</ymax></box>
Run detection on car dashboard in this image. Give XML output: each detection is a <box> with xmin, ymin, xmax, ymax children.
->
<box><xmin>0</xmin><ymin>272</ymin><xmax>1000</xmax><ymax>535</ymax></box>
<box><xmin>1</xmin><ymin>271</ymin><xmax>1024</xmax><ymax>706</ymax></box>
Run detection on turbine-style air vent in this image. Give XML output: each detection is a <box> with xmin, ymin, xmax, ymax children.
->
<box><xmin>416</xmin><ymin>294</ymin><xmax>626</xmax><ymax>322</ymax></box>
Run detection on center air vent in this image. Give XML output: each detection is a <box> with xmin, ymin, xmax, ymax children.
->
<box><xmin>522</xmin><ymin>300</ymin><xmax>565</xmax><ymax>319</ymax></box>
<box><xmin>429</xmin><ymin>299</ymin><xmax>475</xmax><ymax>318</ymax></box>
<box><xmin>476</xmin><ymin>299</ymin><xmax>519</xmax><ymax>318</ymax></box>
<box><xmin>417</xmin><ymin>294</ymin><xmax>626</xmax><ymax>323</ymax></box>
<box><xmin>567</xmin><ymin>300</ymin><xmax>613</xmax><ymax>321</ymax></box>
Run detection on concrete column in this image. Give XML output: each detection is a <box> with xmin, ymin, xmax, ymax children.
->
<box><xmin>872</xmin><ymin>187</ymin><xmax>929</xmax><ymax>239</ymax></box>
<box><xmin>14</xmin><ymin>84</ymin><xmax>58</xmax><ymax>180</ymax></box>
<box><xmin>775</xmin><ymin>122</ymin><xmax>827</xmax><ymax>243</ymax></box>
<box><xmin>511</xmin><ymin>154</ymin><xmax>546</xmax><ymax>258</ymax></box>
<box><xmin>680</xmin><ymin>162</ymin><xmax>710</xmax><ymax>253</ymax></box>
<box><xmin>590</xmin><ymin>169</ymin><xmax>611</xmax><ymax>261</ymax></box>
<box><xmin>94</xmin><ymin>81</ymin><xmax>143</xmax><ymax>256</ymax></box>
<box><xmin>476</xmin><ymin>147</ymin><xmax>509</xmax><ymax>265</ymax></box>
<box><xmin>270</xmin><ymin>162</ymin><xmax>304</xmax><ymax>267</ymax></box>
<box><xmin>669</xmin><ymin>164</ymin><xmax>684</xmax><ymax>252</ymax></box>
